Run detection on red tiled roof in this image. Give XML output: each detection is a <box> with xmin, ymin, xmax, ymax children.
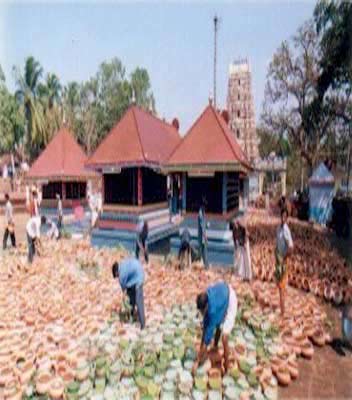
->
<box><xmin>167</xmin><ymin>105</ymin><xmax>251</xmax><ymax>169</ymax></box>
<box><xmin>87</xmin><ymin>106</ymin><xmax>181</xmax><ymax>168</ymax></box>
<box><xmin>28</xmin><ymin>127</ymin><xmax>96</xmax><ymax>179</ymax></box>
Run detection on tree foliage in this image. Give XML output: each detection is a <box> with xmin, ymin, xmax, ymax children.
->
<box><xmin>261</xmin><ymin>16</ymin><xmax>351</xmax><ymax>174</ymax></box>
<box><xmin>0</xmin><ymin>56</ymin><xmax>156</xmax><ymax>160</ymax></box>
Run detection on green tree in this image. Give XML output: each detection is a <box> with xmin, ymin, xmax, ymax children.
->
<box><xmin>262</xmin><ymin>20</ymin><xmax>349</xmax><ymax>173</ymax></box>
<box><xmin>38</xmin><ymin>73</ymin><xmax>63</xmax><ymax>147</ymax></box>
<box><xmin>13</xmin><ymin>56</ymin><xmax>45</xmax><ymax>158</ymax></box>
<box><xmin>0</xmin><ymin>66</ymin><xmax>25</xmax><ymax>155</ymax></box>
<box><xmin>130</xmin><ymin>67</ymin><xmax>155</xmax><ymax>112</ymax></box>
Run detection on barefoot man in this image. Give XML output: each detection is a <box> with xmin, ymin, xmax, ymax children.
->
<box><xmin>275</xmin><ymin>208</ymin><xmax>294</xmax><ymax>316</ymax></box>
<box><xmin>192</xmin><ymin>281</ymin><xmax>237</xmax><ymax>375</ymax></box>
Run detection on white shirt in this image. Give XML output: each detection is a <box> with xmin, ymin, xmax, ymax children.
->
<box><xmin>26</xmin><ymin>217</ymin><xmax>41</xmax><ymax>239</ymax></box>
<box><xmin>47</xmin><ymin>220</ymin><xmax>59</xmax><ymax>239</ymax></box>
<box><xmin>276</xmin><ymin>223</ymin><xmax>293</xmax><ymax>257</ymax></box>
<box><xmin>5</xmin><ymin>201</ymin><xmax>13</xmax><ymax>224</ymax></box>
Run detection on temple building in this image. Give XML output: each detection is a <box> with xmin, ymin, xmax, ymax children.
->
<box><xmin>166</xmin><ymin>102</ymin><xmax>252</xmax><ymax>264</ymax></box>
<box><xmin>27</xmin><ymin>127</ymin><xmax>98</xmax><ymax>208</ymax></box>
<box><xmin>86</xmin><ymin>105</ymin><xmax>181</xmax><ymax>249</ymax></box>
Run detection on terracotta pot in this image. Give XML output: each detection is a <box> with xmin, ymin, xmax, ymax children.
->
<box><xmin>49</xmin><ymin>377</ymin><xmax>64</xmax><ymax>399</ymax></box>
<box><xmin>36</xmin><ymin>372</ymin><xmax>52</xmax><ymax>394</ymax></box>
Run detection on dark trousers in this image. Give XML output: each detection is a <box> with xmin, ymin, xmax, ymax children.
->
<box><xmin>126</xmin><ymin>285</ymin><xmax>146</xmax><ymax>329</ymax></box>
<box><xmin>198</xmin><ymin>239</ymin><xmax>209</xmax><ymax>268</ymax></box>
<box><xmin>27</xmin><ymin>234</ymin><xmax>36</xmax><ymax>264</ymax></box>
<box><xmin>58</xmin><ymin>215</ymin><xmax>63</xmax><ymax>229</ymax></box>
<box><xmin>178</xmin><ymin>241</ymin><xmax>192</xmax><ymax>269</ymax></box>
<box><xmin>3</xmin><ymin>228</ymin><xmax>16</xmax><ymax>249</ymax></box>
<box><xmin>136</xmin><ymin>237</ymin><xmax>149</xmax><ymax>263</ymax></box>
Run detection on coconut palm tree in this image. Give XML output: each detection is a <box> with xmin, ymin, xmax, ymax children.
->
<box><xmin>38</xmin><ymin>73</ymin><xmax>62</xmax><ymax>109</ymax></box>
<box><xmin>13</xmin><ymin>56</ymin><xmax>44</xmax><ymax>158</ymax></box>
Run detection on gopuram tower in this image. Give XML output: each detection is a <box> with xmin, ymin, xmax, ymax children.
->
<box><xmin>227</xmin><ymin>59</ymin><xmax>259</xmax><ymax>162</ymax></box>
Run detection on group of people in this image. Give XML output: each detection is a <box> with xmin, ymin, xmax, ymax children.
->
<box><xmin>2</xmin><ymin>188</ymin><xmax>62</xmax><ymax>263</ymax></box>
<box><xmin>112</xmin><ymin>203</ymin><xmax>293</xmax><ymax>376</ymax></box>
<box><xmin>3</xmin><ymin>190</ymin><xmax>294</xmax><ymax>373</ymax></box>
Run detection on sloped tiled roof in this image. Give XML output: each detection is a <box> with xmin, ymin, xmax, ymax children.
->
<box><xmin>28</xmin><ymin>127</ymin><xmax>96</xmax><ymax>179</ymax></box>
<box><xmin>167</xmin><ymin>105</ymin><xmax>251</xmax><ymax>169</ymax></box>
<box><xmin>87</xmin><ymin>106</ymin><xmax>181</xmax><ymax>168</ymax></box>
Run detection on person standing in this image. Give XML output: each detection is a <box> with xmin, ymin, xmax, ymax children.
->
<box><xmin>135</xmin><ymin>220</ymin><xmax>149</xmax><ymax>264</ymax></box>
<box><xmin>3</xmin><ymin>194</ymin><xmax>16</xmax><ymax>249</ymax></box>
<box><xmin>178</xmin><ymin>227</ymin><xmax>192</xmax><ymax>269</ymax></box>
<box><xmin>275</xmin><ymin>208</ymin><xmax>294</xmax><ymax>315</ymax></box>
<box><xmin>26</xmin><ymin>215</ymin><xmax>46</xmax><ymax>263</ymax></box>
<box><xmin>56</xmin><ymin>194</ymin><xmax>63</xmax><ymax>229</ymax></box>
<box><xmin>112</xmin><ymin>258</ymin><xmax>146</xmax><ymax>329</ymax></box>
<box><xmin>230</xmin><ymin>218</ymin><xmax>252</xmax><ymax>281</ymax></box>
<box><xmin>198</xmin><ymin>204</ymin><xmax>208</xmax><ymax>268</ymax></box>
<box><xmin>192</xmin><ymin>282</ymin><xmax>238</xmax><ymax>375</ymax></box>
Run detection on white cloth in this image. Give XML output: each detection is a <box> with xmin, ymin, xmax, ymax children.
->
<box><xmin>91</xmin><ymin>210</ymin><xmax>98</xmax><ymax>228</ymax></box>
<box><xmin>236</xmin><ymin>240</ymin><xmax>252</xmax><ymax>280</ymax></box>
<box><xmin>26</xmin><ymin>216</ymin><xmax>41</xmax><ymax>239</ymax></box>
<box><xmin>5</xmin><ymin>201</ymin><xmax>13</xmax><ymax>224</ymax></box>
<box><xmin>223</xmin><ymin>286</ymin><xmax>237</xmax><ymax>335</ymax></box>
<box><xmin>58</xmin><ymin>199</ymin><xmax>63</xmax><ymax>216</ymax></box>
<box><xmin>276</xmin><ymin>223</ymin><xmax>293</xmax><ymax>257</ymax></box>
<box><xmin>47</xmin><ymin>220</ymin><xmax>59</xmax><ymax>239</ymax></box>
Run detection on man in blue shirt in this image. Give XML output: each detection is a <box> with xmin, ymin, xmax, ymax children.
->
<box><xmin>112</xmin><ymin>258</ymin><xmax>146</xmax><ymax>329</ymax></box>
<box><xmin>192</xmin><ymin>281</ymin><xmax>238</xmax><ymax>375</ymax></box>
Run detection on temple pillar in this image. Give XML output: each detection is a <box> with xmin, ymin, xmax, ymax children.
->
<box><xmin>222</xmin><ymin>172</ymin><xmax>227</xmax><ymax>214</ymax></box>
<box><xmin>182</xmin><ymin>173</ymin><xmax>187</xmax><ymax>212</ymax></box>
<box><xmin>280</xmin><ymin>171</ymin><xmax>287</xmax><ymax>196</ymax></box>
<box><xmin>137</xmin><ymin>167</ymin><xmax>143</xmax><ymax>206</ymax></box>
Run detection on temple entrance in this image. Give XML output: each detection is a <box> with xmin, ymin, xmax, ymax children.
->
<box><xmin>104</xmin><ymin>169</ymin><xmax>137</xmax><ymax>205</ymax></box>
<box><xmin>186</xmin><ymin>173</ymin><xmax>223</xmax><ymax>213</ymax></box>
<box><xmin>142</xmin><ymin>168</ymin><xmax>167</xmax><ymax>205</ymax></box>
<box><xmin>42</xmin><ymin>181</ymin><xmax>62</xmax><ymax>199</ymax></box>
<box><xmin>103</xmin><ymin>167</ymin><xmax>167</xmax><ymax>206</ymax></box>
<box><xmin>42</xmin><ymin>181</ymin><xmax>86</xmax><ymax>200</ymax></box>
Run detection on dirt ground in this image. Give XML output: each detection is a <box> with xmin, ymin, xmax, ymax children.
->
<box><xmin>1</xmin><ymin>212</ymin><xmax>352</xmax><ymax>399</ymax></box>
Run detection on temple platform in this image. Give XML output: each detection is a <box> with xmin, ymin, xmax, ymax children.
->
<box><xmin>91</xmin><ymin>207</ymin><xmax>179</xmax><ymax>252</ymax></box>
<box><xmin>170</xmin><ymin>212</ymin><xmax>244</xmax><ymax>266</ymax></box>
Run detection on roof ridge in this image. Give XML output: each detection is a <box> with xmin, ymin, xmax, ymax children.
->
<box><xmin>131</xmin><ymin>106</ymin><xmax>147</xmax><ymax>162</ymax></box>
<box><xmin>136</xmin><ymin>105</ymin><xmax>180</xmax><ymax>133</ymax></box>
<box><xmin>211</xmin><ymin>106</ymin><xmax>250</xmax><ymax>168</ymax></box>
<box><xmin>86</xmin><ymin>105</ymin><xmax>132</xmax><ymax>165</ymax></box>
<box><xmin>167</xmin><ymin>105</ymin><xmax>210</xmax><ymax>162</ymax></box>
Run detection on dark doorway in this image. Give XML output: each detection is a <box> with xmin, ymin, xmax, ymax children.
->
<box><xmin>65</xmin><ymin>182</ymin><xmax>86</xmax><ymax>199</ymax></box>
<box><xmin>104</xmin><ymin>169</ymin><xmax>137</xmax><ymax>205</ymax></box>
<box><xmin>42</xmin><ymin>181</ymin><xmax>63</xmax><ymax>199</ymax></box>
<box><xmin>142</xmin><ymin>168</ymin><xmax>167</xmax><ymax>205</ymax></box>
<box><xmin>186</xmin><ymin>173</ymin><xmax>223</xmax><ymax>213</ymax></box>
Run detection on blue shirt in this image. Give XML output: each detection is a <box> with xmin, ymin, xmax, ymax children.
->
<box><xmin>118</xmin><ymin>258</ymin><xmax>145</xmax><ymax>290</ymax></box>
<box><xmin>203</xmin><ymin>282</ymin><xmax>229</xmax><ymax>346</ymax></box>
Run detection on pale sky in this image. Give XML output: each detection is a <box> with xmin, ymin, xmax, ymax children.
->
<box><xmin>0</xmin><ymin>0</ymin><xmax>316</xmax><ymax>132</ymax></box>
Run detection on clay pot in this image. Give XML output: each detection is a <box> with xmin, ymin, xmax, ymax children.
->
<box><xmin>49</xmin><ymin>377</ymin><xmax>64</xmax><ymax>399</ymax></box>
<box><xmin>35</xmin><ymin>372</ymin><xmax>52</xmax><ymax>395</ymax></box>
